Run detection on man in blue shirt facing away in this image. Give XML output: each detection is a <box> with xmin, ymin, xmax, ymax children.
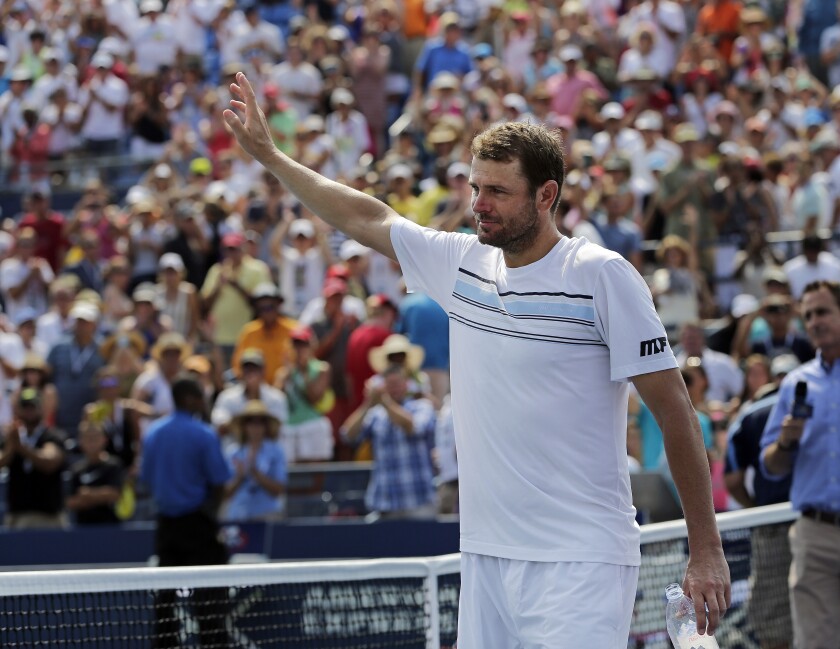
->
<box><xmin>141</xmin><ymin>375</ymin><xmax>231</xmax><ymax>648</ymax></box>
<box><xmin>761</xmin><ymin>280</ymin><xmax>840</xmax><ymax>649</ymax></box>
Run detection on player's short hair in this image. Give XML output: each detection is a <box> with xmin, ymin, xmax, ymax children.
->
<box><xmin>470</xmin><ymin>122</ymin><xmax>566</xmax><ymax>214</ymax></box>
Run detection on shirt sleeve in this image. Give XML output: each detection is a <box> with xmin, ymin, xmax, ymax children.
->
<box><xmin>203</xmin><ymin>428</ymin><xmax>233</xmax><ymax>486</ymax></box>
<box><xmin>389</xmin><ymin>217</ymin><xmax>475</xmax><ymax>313</ymax></box>
<box><xmin>759</xmin><ymin>378</ymin><xmax>794</xmax><ymax>480</ymax></box>
<box><xmin>593</xmin><ymin>257</ymin><xmax>679</xmax><ymax>381</ymax></box>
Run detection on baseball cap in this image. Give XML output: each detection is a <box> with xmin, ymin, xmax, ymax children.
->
<box><xmin>251</xmin><ymin>282</ymin><xmax>281</xmax><ymax>301</ymax></box>
<box><xmin>472</xmin><ymin>42</ymin><xmax>493</xmax><ymax>59</ymax></box>
<box><xmin>559</xmin><ymin>45</ymin><xmax>582</xmax><ymax>62</ymax></box>
<box><xmin>240</xmin><ymin>347</ymin><xmax>265</xmax><ymax>367</ymax></box>
<box><xmin>673</xmin><ymin>123</ymin><xmax>700</xmax><ymax>144</ymax></box>
<box><xmin>634</xmin><ymin>110</ymin><xmax>662</xmax><ymax>131</ymax></box>
<box><xmin>600</xmin><ymin>102</ymin><xmax>625</xmax><ymax>121</ymax></box>
<box><xmin>70</xmin><ymin>302</ymin><xmax>99</xmax><ymax>322</ymax></box>
<box><xmin>771</xmin><ymin>354</ymin><xmax>800</xmax><ymax>378</ymax></box>
<box><xmin>387</xmin><ymin>164</ymin><xmax>414</xmax><ymax>182</ymax></box>
<box><xmin>322</xmin><ymin>278</ymin><xmax>348</xmax><ymax>298</ymax></box>
<box><xmin>502</xmin><ymin>93</ymin><xmax>528</xmax><ymax>113</ymax></box>
<box><xmin>339</xmin><ymin>239</ymin><xmax>370</xmax><ymax>261</ymax></box>
<box><xmin>19</xmin><ymin>387</ymin><xmax>41</xmax><ymax>407</ymax></box>
<box><xmin>289</xmin><ymin>219</ymin><xmax>315</xmax><ymax>239</ymax></box>
<box><xmin>221</xmin><ymin>231</ymin><xmax>245</xmax><ymax>247</ymax></box>
<box><xmin>290</xmin><ymin>327</ymin><xmax>313</xmax><ymax>343</ymax></box>
<box><xmin>331</xmin><ymin>87</ymin><xmax>354</xmax><ymax>107</ymax></box>
<box><xmin>762</xmin><ymin>266</ymin><xmax>789</xmax><ymax>285</ymax></box>
<box><xmin>132</xmin><ymin>283</ymin><xmax>158</xmax><ymax>304</ymax></box>
<box><xmin>12</xmin><ymin>306</ymin><xmax>39</xmax><ymax>327</ymax></box>
<box><xmin>447</xmin><ymin>161</ymin><xmax>471</xmax><ymax>179</ymax></box>
<box><xmin>91</xmin><ymin>52</ymin><xmax>114</xmax><ymax>69</ymax></box>
<box><xmin>158</xmin><ymin>252</ymin><xmax>185</xmax><ymax>272</ymax></box>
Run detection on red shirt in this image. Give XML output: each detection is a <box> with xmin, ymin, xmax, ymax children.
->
<box><xmin>18</xmin><ymin>212</ymin><xmax>67</xmax><ymax>272</ymax></box>
<box><xmin>344</xmin><ymin>324</ymin><xmax>392</xmax><ymax>409</ymax></box>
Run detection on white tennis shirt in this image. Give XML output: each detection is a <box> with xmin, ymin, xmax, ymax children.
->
<box><xmin>391</xmin><ymin>219</ymin><xmax>678</xmax><ymax>565</ymax></box>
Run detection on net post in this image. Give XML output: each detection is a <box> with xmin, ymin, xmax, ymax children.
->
<box><xmin>424</xmin><ymin>561</ymin><xmax>441</xmax><ymax>649</ymax></box>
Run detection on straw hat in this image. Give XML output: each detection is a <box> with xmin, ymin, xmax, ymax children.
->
<box><xmin>150</xmin><ymin>332</ymin><xmax>192</xmax><ymax>362</ymax></box>
<box><xmin>369</xmin><ymin>334</ymin><xmax>425</xmax><ymax>374</ymax></box>
<box><xmin>231</xmin><ymin>400</ymin><xmax>280</xmax><ymax>440</ymax></box>
<box><xmin>100</xmin><ymin>330</ymin><xmax>148</xmax><ymax>361</ymax></box>
<box><xmin>21</xmin><ymin>352</ymin><xmax>49</xmax><ymax>374</ymax></box>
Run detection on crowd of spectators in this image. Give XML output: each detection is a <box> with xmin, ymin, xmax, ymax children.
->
<box><xmin>2</xmin><ymin>0</ymin><xmax>840</xmax><ymax>528</ymax></box>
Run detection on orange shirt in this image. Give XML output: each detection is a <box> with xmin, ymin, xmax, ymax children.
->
<box><xmin>232</xmin><ymin>317</ymin><xmax>298</xmax><ymax>384</ymax></box>
<box><xmin>403</xmin><ymin>0</ymin><xmax>427</xmax><ymax>39</ymax></box>
<box><xmin>696</xmin><ymin>0</ymin><xmax>743</xmax><ymax>62</ymax></box>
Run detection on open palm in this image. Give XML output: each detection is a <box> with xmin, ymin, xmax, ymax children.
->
<box><xmin>223</xmin><ymin>72</ymin><xmax>276</xmax><ymax>163</ymax></box>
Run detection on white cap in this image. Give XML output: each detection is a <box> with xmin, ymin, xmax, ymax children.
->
<box><xmin>91</xmin><ymin>52</ymin><xmax>114</xmax><ymax>69</ymax></box>
<box><xmin>731</xmin><ymin>294</ymin><xmax>759</xmax><ymax>319</ymax></box>
<box><xmin>331</xmin><ymin>87</ymin><xmax>354</xmax><ymax>107</ymax></box>
<box><xmin>600</xmin><ymin>102</ymin><xmax>625</xmax><ymax>121</ymax></box>
<box><xmin>634</xmin><ymin>110</ymin><xmax>662</xmax><ymax>131</ymax></box>
<box><xmin>559</xmin><ymin>45</ymin><xmax>582</xmax><ymax>61</ymax></box>
<box><xmin>159</xmin><ymin>252</ymin><xmax>185</xmax><ymax>272</ymax></box>
<box><xmin>339</xmin><ymin>239</ymin><xmax>371</xmax><ymax>261</ymax></box>
<box><xmin>502</xmin><ymin>93</ymin><xmax>528</xmax><ymax>113</ymax></box>
<box><xmin>771</xmin><ymin>354</ymin><xmax>800</xmax><ymax>377</ymax></box>
<box><xmin>70</xmin><ymin>302</ymin><xmax>100</xmax><ymax>322</ymax></box>
<box><xmin>447</xmin><ymin>161</ymin><xmax>471</xmax><ymax>179</ymax></box>
<box><xmin>289</xmin><ymin>219</ymin><xmax>315</xmax><ymax>239</ymax></box>
<box><xmin>140</xmin><ymin>0</ymin><xmax>163</xmax><ymax>13</ymax></box>
<box><xmin>387</xmin><ymin>164</ymin><xmax>414</xmax><ymax>182</ymax></box>
<box><xmin>303</xmin><ymin>114</ymin><xmax>324</xmax><ymax>132</ymax></box>
<box><xmin>153</xmin><ymin>163</ymin><xmax>173</xmax><ymax>179</ymax></box>
<box><xmin>430</xmin><ymin>72</ymin><xmax>459</xmax><ymax>90</ymax></box>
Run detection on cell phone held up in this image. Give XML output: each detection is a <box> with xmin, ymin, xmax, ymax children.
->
<box><xmin>791</xmin><ymin>381</ymin><xmax>813</xmax><ymax>420</ymax></box>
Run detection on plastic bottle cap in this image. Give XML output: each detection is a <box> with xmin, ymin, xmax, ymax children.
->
<box><xmin>665</xmin><ymin>583</ymin><xmax>684</xmax><ymax>601</ymax></box>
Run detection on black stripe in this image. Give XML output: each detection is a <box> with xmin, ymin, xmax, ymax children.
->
<box><xmin>449</xmin><ymin>313</ymin><xmax>607</xmax><ymax>346</ymax></box>
<box><xmin>453</xmin><ymin>293</ymin><xmax>595</xmax><ymax>327</ymax></box>
<box><xmin>458</xmin><ymin>268</ymin><xmax>594</xmax><ymax>300</ymax></box>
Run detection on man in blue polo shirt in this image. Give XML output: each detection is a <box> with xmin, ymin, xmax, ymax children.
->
<box><xmin>761</xmin><ymin>280</ymin><xmax>840</xmax><ymax>649</ymax></box>
<box><xmin>141</xmin><ymin>375</ymin><xmax>231</xmax><ymax>648</ymax></box>
<box><xmin>412</xmin><ymin>11</ymin><xmax>473</xmax><ymax>92</ymax></box>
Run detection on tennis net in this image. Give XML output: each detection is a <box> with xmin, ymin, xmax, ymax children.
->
<box><xmin>0</xmin><ymin>503</ymin><xmax>797</xmax><ymax>648</ymax></box>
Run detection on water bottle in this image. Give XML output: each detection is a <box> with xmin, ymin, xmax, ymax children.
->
<box><xmin>665</xmin><ymin>583</ymin><xmax>720</xmax><ymax>649</ymax></box>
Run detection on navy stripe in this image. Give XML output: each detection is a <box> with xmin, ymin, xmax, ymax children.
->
<box><xmin>453</xmin><ymin>292</ymin><xmax>595</xmax><ymax>327</ymax></box>
<box><xmin>449</xmin><ymin>313</ymin><xmax>607</xmax><ymax>346</ymax></box>
<box><xmin>457</xmin><ymin>268</ymin><xmax>594</xmax><ymax>300</ymax></box>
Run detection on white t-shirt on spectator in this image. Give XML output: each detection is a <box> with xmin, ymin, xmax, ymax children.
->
<box><xmin>104</xmin><ymin>0</ymin><xmax>140</xmax><ymax>35</ymax></box>
<box><xmin>783</xmin><ymin>253</ymin><xmax>840</xmax><ymax>298</ymax></box>
<box><xmin>820</xmin><ymin>24</ymin><xmax>840</xmax><ymax>89</ymax></box>
<box><xmin>618</xmin><ymin>48</ymin><xmax>670</xmax><ymax>81</ymax></box>
<box><xmin>270</xmin><ymin>62</ymin><xmax>323</xmax><ymax>120</ymax></box>
<box><xmin>36</xmin><ymin>311</ymin><xmax>73</xmax><ymax>352</ymax></box>
<box><xmin>675</xmin><ymin>348</ymin><xmax>744</xmax><ymax>403</ymax></box>
<box><xmin>0</xmin><ymin>258</ymin><xmax>54</xmax><ymax>321</ymax></box>
<box><xmin>78</xmin><ymin>74</ymin><xmax>130</xmax><ymax>141</ymax></box>
<box><xmin>41</xmin><ymin>102</ymin><xmax>83</xmax><ymax>156</ymax></box>
<box><xmin>617</xmin><ymin>0</ymin><xmax>686</xmax><ymax>76</ymax></box>
<box><xmin>298</xmin><ymin>295</ymin><xmax>367</xmax><ymax>327</ymax></box>
<box><xmin>130</xmin><ymin>15</ymin><xmax>179</xmax><ymax>75</ymax></box>
<box><xmin>231</xmin><ymin>19</ymin><xmax>284</xmax><ymax>61</ymax></box>
<box><xmin>0</xmin><ymin>333</ymin><xmax>25</xmax><ymax>428</ymax></box>
<box><xmin>391</xmin><ymin>218</ymin><xmax>678</xmax><ymax>564</ymax></box>
<box><xmin>279</xmin><ymin>247</ymin><xmax>326</xmax><ymax>318</ymax></box>
<box><xmin>326</xmin><ymin>110</ymin><xmax>372</xmax><ymax>180</ymax></box>
<box><xmin>168</xmin><ymin>0</ymin><xmax>223</xmax><ymax>57</ymax></box>
<box><xmin>211</xmin><ymin>383</ymin><xmax>289</xmax><ymax>430</ymax></box>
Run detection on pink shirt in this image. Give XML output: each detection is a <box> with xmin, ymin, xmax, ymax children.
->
<box><xmin>547</xmin><ymin>71</ymin><xmax>607</xmax><ymax>116</ymax></box>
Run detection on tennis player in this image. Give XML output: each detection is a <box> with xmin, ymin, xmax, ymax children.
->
<box><xmin>224</xmin><ymin>73</ymin><xmax>730</xmax><ymax>648</ymax></box>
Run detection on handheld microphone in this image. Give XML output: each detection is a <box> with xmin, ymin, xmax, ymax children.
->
<box><xmin>791</xmin><ymin>381</ymin><xmax>813</xmax><ymax>420</ymax></box>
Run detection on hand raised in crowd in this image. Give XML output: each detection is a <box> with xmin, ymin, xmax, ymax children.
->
<box><xmin>223</xmin><ymin>73</ymin><xmax>277</xmax><ymax>164</ymax></box>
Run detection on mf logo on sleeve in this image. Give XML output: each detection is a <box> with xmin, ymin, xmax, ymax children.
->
<box><xmin>639</xmin><ymin>337</ymin><xmax>668</xmax><ymax>357</ymax></box>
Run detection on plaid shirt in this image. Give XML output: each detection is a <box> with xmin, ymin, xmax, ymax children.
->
<box><xmin>357</xmin><ymin>397</ymin><xmax>437</xmax><ymax>513</ymax></box>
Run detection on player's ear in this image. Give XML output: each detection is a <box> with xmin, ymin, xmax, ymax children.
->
<box><xmin>537</xmin><ymin>180</ymin><xmax>559</xmax><ymax>212</ymax></box>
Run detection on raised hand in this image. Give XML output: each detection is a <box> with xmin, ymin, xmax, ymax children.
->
<box><xmin>223</xmin><ymin>72</ymin><xmax>277</xmax><ymax>163</ymax></box>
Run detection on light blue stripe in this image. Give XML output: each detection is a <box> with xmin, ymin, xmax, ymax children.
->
<box><xmin>454</xmin><ymin>279</ymin><xmax>595</xmax><ymax>321</ymax></box>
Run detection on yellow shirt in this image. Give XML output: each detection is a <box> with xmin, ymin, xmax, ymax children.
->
<box><xmin>200</xmin><ymin>257</ymin><xmax>272</xmax><ymax>345</ymax></box>
<box><xmin>412</xmin><ymin>185</ymin><xmax>449</xmax><ymax>227</ymax></box>
<box><xmin>232</xmin><ymin>316</ymin><xmax>298</xmax><ymax>384</ymax></box>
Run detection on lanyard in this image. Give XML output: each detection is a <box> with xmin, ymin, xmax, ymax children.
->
<box><xmin>70</xmin><ymin>344</ymin><xmax>96</xmax><ymax>375</ymax></box>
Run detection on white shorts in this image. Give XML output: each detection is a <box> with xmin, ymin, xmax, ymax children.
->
<box><xmin>457</xmin><ymin>552</ymin><xmax>639</xmax><ymax>649</ymax></box>
<box><xmin>282</xmin><ymin>417</ymin><xmax>334</xmax><ymax>463</ymax></box>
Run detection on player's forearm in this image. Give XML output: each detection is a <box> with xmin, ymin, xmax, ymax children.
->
<box><xmin>661</xmin><ymin>407</ymin><xmax>721</xmax><ymax>550</ymax></box>
<box><xmin>260</xmin><ymin>149</ymin><xmax>400</xmax><ymax>250</ymax></box>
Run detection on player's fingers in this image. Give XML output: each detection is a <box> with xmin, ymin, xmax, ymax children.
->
<box><xmin>222</xmin><ymin>109</ymin><xmax>244</xmax><ymax>136</ymax></box>
<box><xmin>716</xmin><ymin>588</ymin><xmax>728</xmax><ymax>624</ymax></box>
<box><xmin>724</xmin><ymin>580</ymin><xmax>732</xmax><ymax>609</ymax></box>
<box><xmin>236</xmin><ymin>72</ymin><xmax>258</xmax><ymax>104</ymax></box>
<box><xmin>230</xmin><ymin>100</ymin><xmax>247</xmax><ymax>112</ymax></box>
<box><xmin>704</xmin><ymin>591</ymin><xmax>721</xmax><ymax>636</ymax></box>
<box><xmin>693</xmin><ymin>592</ymin><xmax>707</xmax><ymax>635</ymax></box>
